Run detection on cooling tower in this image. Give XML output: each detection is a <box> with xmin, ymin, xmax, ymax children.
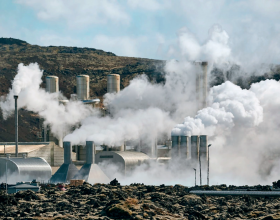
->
<box><xmin>107</xmin><ymin>74</ymin><xmax>120</xmax><ymax>93</ymax></box>
<box><xmin>73</xmin><ymin>141</ymin><xmax>110</xmax><ymax>185</ymax></box>
<box><xmin>50</xmin><ymin>141</ymin><xmax>78</xmax><ymax>183</ymax></box>
<box><xmin>46</xmin><ymin>76</ymin><xmax>59</xmax><ymax>93</ymax></box>
<box><xmin>191</xmin><ymin>136</ymin><xmax>200</xmax><ymax>162</ymax></box>
<box><xmin>171</xmin><ymin>136</ymin><xmax>180</xmax><ymax>157</ymax></box>
<box><xmin>180</xmin><ymin>136</ymin><xmax>189</xmax><ymax>158</ymax></box>
<box><xmin>199</xmin><ymin>135</ymin><xmax>208</xmax><ymax>162</ymax></box>
<box><xmin>76</xmin><ymin>75</ymin><xmax>89</xmax><ymax>100</ymax></box>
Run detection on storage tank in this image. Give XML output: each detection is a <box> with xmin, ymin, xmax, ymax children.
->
<box><xmin>76</xmin><ymin>75</ymin><xmax>89</xmax><ymax>100</ymax></box>
<box><xmin>107</xmin><ymin>74</ymin><xmax>120</xmax><ymax>93</ymax></box>
<box><xmin>191</xmin><ymin>136</ymin><xmax>200</xmax><ymax>162</ymax></box>
<box><xmin>46</xmin><ymin>76</ymin><xmax>59</xmax><ymax>93</ymax></box>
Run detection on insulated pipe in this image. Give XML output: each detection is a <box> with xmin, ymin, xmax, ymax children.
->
<box><xmin>14</xmin><ymin>95</ymin><xmax>18</xmax><ymax>157</ymax></box>
<box><xmin>63</xmin><ymin>141</ymin><xmax>72</xmax><ymax>164</ymax></box>
<box><xmin>86</xmin><ymin>141</ymin><xmax>95</xmax><ymax>164</ymax></box>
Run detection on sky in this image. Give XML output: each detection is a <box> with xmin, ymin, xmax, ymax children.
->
<box><xmin>1</xmin><ymin>0</ymin><xmax>280</xmax><ymax>60</ymax></box>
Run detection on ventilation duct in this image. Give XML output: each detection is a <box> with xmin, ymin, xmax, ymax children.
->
<box><xmin>73</xmin><ymin>141</ymin><xmax>110</xmax><ymax>184</ymax></box>
<box><xmin>50</xmin><ymin>142</ymin><xmax>78</xmax><ymax>183</ymax></box>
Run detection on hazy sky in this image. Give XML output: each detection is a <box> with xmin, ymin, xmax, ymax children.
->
<box><xmin>1</xmin><ymin>0</ymin><xmax>280</xmax><ymax>60</ymax></box>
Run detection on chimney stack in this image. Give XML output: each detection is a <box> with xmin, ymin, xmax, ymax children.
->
<box><xmin>86</xmin><ymin>141</ymin><xmax>95</xmax><ymax>164</ymax></box>
<box><xmin>14</xmin><ymin>95</ymin><xmax>18</xmax><ymax>157</ymax></box>
<box><xmin>63</xmin><ymin>141</ymin><xmax>72</xmax><ymax>164</ymax></box>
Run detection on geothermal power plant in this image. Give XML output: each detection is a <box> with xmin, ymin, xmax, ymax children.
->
<box><xmin>0</xmin><ymin>63</ymin><xmax>210</xmax><ymax>187</ymax></box>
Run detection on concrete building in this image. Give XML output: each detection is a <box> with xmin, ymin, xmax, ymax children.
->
<box><xmin>0</xmin><ymin>142</ymin><xmax>76</xmax><ymax>166</ymax></box>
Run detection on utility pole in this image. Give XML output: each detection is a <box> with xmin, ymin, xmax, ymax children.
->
<box><xmin>207</xmin><ymin>144</ymin><xmax>212</xmax><ymax>186</ymax></box>
<box><xmin>193</xmin><ymin>168</ymin><xmax>196</xmax><ymax>186</ymax></box>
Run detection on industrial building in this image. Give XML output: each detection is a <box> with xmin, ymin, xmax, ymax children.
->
<box><xmin>0</xmin><ymin>155</ymin><xmax>51</xmax><ymax>184</ymax></box>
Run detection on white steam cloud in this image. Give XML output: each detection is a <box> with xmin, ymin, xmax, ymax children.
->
<box><xmin>0</xmin><ymin>63</ymin><xmax>96</xmax><ymax>139</ymax></box>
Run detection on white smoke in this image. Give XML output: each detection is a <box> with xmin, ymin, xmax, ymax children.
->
<box><xmin>0</xmin><ymin>63</ymin><xmax>96</xmax><ymax>139</ymax></box>
<box><xmin>172</xmin><ymin>81</ymin><xmax>263</xmax><ymax>136</ymax></box>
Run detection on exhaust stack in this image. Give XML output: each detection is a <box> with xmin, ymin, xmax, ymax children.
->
<box><xmin>50</xmin><ymin>141</ymin><xmax>79</xmax><ymax>183</ymax></box>
<box><xmin>73</xmin><ymin>141</ymin><xmax>110</xmax><ymax>184</ymax></box>
<box><xmin>14</xmin><ymin>95</ymin><xmax>18</xmax><ymax>157</ymax></box>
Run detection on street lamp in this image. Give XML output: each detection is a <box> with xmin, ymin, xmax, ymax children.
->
<box><xmin>207</xmin><ymin>144</ymin><xmax>212</xmax><ymax>186</ymax></box>
<box><xmin>193</xmin><ymin>168</ymin><xmax>196</xmax><ymax>186</ymax></box>
<box><xmin>6</xmin><ymin>154</ymin><xmax>10</xmax><ymax>194</ymax></box>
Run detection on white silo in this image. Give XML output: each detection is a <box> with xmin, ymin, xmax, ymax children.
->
<box><xmin>76</xmin><ymin>75</ymin><xmax>89</xmax><ymax>100</ymax></box>
<box><xmin>107</xmin><ymin>74</ymin><xmax>120</xmax><ymax>93</ymax></box>
<box><xmin>46</xmin><ymin>76</ymin><xmax>59</xmax><ymax>93</ymax></box>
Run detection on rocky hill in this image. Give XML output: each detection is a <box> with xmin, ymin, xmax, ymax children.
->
<box><xmin>0</xmin><ymin>38</ymin><xmax>165</xmax><ymax>142</ymax></box>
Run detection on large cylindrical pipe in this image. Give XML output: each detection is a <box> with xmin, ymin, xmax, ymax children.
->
<box><xmin>46</xmin><ymin>76</ymin><xmax>59</xmax><ymax>93</ymax></box>
<box><xmin>86</xmin><ymin>141</ymin><xmax>95</xmax><ymax>164</ymax></box>
<box><xmin>14</xmin><ymin>95</ymin><xmax>18</xmax><ymax>157</ymax></box>
<box><xmin>191</xmin><ymin>136</ymin><xmax>200</xmax><ymax>162</ymax></box>
<box><xmin>76</xmin><ymin>75</ymin><xmax>89</xmax><ymax>100</ymax></box>
<box><xmin>107</xmin><ymin>74</ymin><xmax>120</xmax><ymax>93</ymax></box>
<box><xmin>63</xmin><ymin>141</ymin><xmax>72</xmax><ymax>164</ymax></box>
<box><xmin>180</xmin><ymin>136</ymin><xmax>189</xmax><ymax>158</ymax></box>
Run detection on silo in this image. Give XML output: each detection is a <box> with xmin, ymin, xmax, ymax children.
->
<box><xmin>191</xmin><ymin>136</ymin><xmax>200</xmax><ymax>162</ymax></box>
<box><xmin>199</xmin><ymin>135</ymin><xmax>208</xmax><ymax>162</ymax></box>
<box><xmin>46</xmin><ymin>76</ymin><xmax>59</xmax><ymax>93</ymax></box>
<box><xmin>171</xmin><ymin>136</ymin><xmax>180</xmax><ymax>158</ymax></box>
<box><xmin>180</xmin><ymin>136</ymin><xmax>189</xmax><ymax>158</ymax></box>
<box><xmin>76</xmin><ymin>75</ymin><xmax>89</xmax><ymax>100</ymax></box>
<box><xmin>107</xmin><ymin>74</ymin><xmax>120</xmax><ymax>93</ymax></box>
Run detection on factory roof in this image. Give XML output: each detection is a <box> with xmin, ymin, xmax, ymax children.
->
<box><xmin>0</xmin><ymin>144</ymin><xmax>47</xmax><ymax>154</ymax></box>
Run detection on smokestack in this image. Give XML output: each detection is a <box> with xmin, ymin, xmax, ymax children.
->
<box><xmin>180</xmin><ymin>136</ymin><xmax>189</xmax><ymax>158</ymax></box>
<box><xmin>86</xmin><ymin>141</ymin><xmax>95</xmax><ymax>164</ymax></box>
<box><xmin>199</xmin><ymin>135</ymin><xmax>208</xmax><ymax>163</ymax></box>
<box><xmin>63</xmin><ymin>141</ymin><xmax>72</xmax><ymax>164</ymax></box>
<box><xmin>191</xmin><ymin>136</ymin><xmax>200</xmax><ymax>162</ymax></box>
<box><xmin>14</xmin><ymin>95</ymin><xmax>18</xmax><ymax>157</ymax></box>
<box><xmin>202</xmin><ymin>62</ymin><xmax>208</xmax><ymax>108</ymax></box>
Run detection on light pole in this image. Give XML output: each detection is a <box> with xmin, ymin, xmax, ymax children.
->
<box><xmin>207</xmin><ymin>144</ymin><xmax>212</xmax><ymax>186</ymax></box>
<box><xmin>193</xmin><ymin>168</ymin><xmax>196</xmax><ymax>186</ymax></box>
<box><xmin>6</xmin><ymin>154</ymin><xmax>10</xmax><ymax>194</ymax></box>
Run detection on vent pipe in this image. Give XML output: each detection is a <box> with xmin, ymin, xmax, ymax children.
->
<box><xmin>14</xmin><ymin>95</ymin><xmax>18</xmax><ymax>157</ymax></box>
<box><xmin>86</xmin><ymin>141</ymin><xmax>95</xmax><ymax>164</ymax></box>
<box><xmin>64</xmin><ymin>141</ymin><xmax>72</xmax><ymax>164</ymax></box>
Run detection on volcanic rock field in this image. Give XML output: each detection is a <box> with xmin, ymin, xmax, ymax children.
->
<box><xmin>1</xmin><ymin>179</ymin><xmax>280</xmax><ymax>219</ymax></box>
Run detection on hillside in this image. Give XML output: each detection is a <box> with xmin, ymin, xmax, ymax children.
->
<box><xmin>0</xmin><ymin>38</ymin><xmax>165</xmax><ymax>142</ymax></box>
